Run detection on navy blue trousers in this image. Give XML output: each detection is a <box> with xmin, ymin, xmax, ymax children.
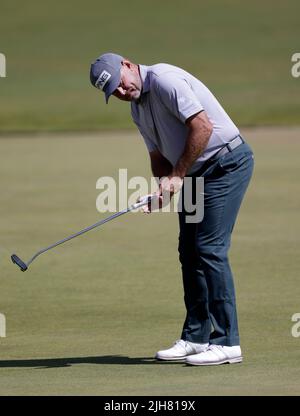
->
<box><xmin>178</xmin><ymin>141</ymin><xmax>254</xmax><ymax>346</ymax></box>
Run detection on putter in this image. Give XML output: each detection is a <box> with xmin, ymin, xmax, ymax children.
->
<box><xmin>11</xmin><ymin>194</ymin><xmax>157</xmax><ymax>272</ymax></box>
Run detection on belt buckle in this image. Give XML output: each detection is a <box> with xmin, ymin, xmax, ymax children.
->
<box><xmin>227</xmin><ymin>135</ymin><xmax>241</xmax><ymax>152</ymax></box>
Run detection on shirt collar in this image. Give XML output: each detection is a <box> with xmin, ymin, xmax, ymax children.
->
<box><xmin>139</xmin><ymin>65</ymin><xmax>150</xmax><ymax>95</ymax></box>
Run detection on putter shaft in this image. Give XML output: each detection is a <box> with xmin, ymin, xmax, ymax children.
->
<box><xmin>27</xmin><ymin>207</ymin><xmax>130</xmax><ymax>267</ymax></box>
<box><xmin>11</xmin><ymin>194</ymin><xmax>156</xmax><ymax>271</ymax></box>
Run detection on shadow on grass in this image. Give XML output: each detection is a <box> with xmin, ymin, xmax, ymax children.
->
<box><xmin>0</xmin><ymin>356</ymin><xmax>183</xmax><ymax>369</ymax></box>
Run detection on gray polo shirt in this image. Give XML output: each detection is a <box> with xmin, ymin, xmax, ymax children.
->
<box><xmin>131</xmin><ymin>64</ymin><xmax>240</xmax><ymax>174</ymax></box>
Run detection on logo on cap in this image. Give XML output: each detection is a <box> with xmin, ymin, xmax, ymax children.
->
<box><xmin>95</xmin><ymin>70</ymin><xmax>111</xmax><ymax>90</ymax></box>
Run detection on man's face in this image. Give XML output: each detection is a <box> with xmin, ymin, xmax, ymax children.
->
<box><xmin>112</xmin><ymin>61</ymin><xmax>142</xmax><ymax>102</ymax></box>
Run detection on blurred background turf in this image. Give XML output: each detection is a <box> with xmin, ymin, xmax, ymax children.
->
<box><xmin>0</xmin><ymin>0</ymin><xmax>300</xmax><ymax>132</ymax></box>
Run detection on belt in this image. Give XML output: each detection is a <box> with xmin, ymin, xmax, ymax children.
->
<box><xmin>190</xmin><ymin>135</ymin><xmax>245</xmax><ymax>177</ymax></box>
<box><xmin>211</xmin><ymin>135</ymin><xmax>244</xmax><ymax>161</ymax></box>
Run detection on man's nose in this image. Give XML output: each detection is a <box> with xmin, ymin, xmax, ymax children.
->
<box><xmin>116</xmin><ymin>86</ymin><xmax>126</xmax><ymax>95</ymax></box>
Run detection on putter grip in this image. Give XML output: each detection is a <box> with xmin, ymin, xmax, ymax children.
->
<box><xmin>133</xmin><ymin>194</ymin><xmax>157</xmax><ymax>209</ymax></box>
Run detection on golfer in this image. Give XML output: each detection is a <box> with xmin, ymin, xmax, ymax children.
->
<box><xmin>90</xmin><ymin>53</ymin><xmax>254</xmax><ymax>366</ymax></box>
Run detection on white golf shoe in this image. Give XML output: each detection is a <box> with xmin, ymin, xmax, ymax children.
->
<box><xmin>186</xmin><ymin>344</ymin><xmax>243</xmax><ymax>366</ymax></box>
<box><xmin>155</xmin><ymin>339</ymin><xmax>209</xmax><ymax>361</ymax></box>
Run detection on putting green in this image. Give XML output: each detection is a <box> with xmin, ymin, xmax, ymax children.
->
<box><xmin>0</xmin><ymin>128</ymin><xmax>299</xmax><ymax>395</ymax></box>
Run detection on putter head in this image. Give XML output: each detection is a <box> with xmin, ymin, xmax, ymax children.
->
<box><xmin>11</xmin><ymin>254</ymin><xmax>28</xmax><ymax>272</ymax></box>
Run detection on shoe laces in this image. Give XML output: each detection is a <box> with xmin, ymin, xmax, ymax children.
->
<box><xmin>174</xmin><ymin>339</ymin><xmax>190</xmax><ymax>350</ymax></box>
<box><xmin>174</xmin><ymin>339</ymin><xmax>186</xmax><ymax>346</ymax></box>
<box><xmin>208</xmin><ymin>344</ymin><xmax>224</xmax><ymax>352</ymax></box>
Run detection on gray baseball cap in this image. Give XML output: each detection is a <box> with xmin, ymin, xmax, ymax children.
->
<box><xmin>90</xmin><ymin>53</ymin><xmax>124</xmax><ymax>103</ymax></box>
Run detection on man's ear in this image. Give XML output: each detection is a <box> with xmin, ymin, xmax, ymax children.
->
<box><xmin>122</xmin><ymin>59</ymin><xmax>131</xmax><ymax>68</ymax></box>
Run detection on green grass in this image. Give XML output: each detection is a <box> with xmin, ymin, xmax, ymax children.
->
<box><xmin>0</xmin><ymin>128</ymin><xmax>299</xmax><ymax>395</ymax></box>
<box><xmin>0</xmin><ymin>0</ymin><xmax>300</xmax><ymax>132</ymax></box>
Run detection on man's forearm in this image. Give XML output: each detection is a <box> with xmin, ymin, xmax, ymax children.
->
<box><xmin>172</xmin><ymin>113</ymin><xmax>213</xmax><ymax>178</ymax></box>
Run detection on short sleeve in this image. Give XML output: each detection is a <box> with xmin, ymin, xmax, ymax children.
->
<box><xmin>153</xmin><ymin>74</ymin><xmax>203</xmax><ymax>123</ymax></box>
